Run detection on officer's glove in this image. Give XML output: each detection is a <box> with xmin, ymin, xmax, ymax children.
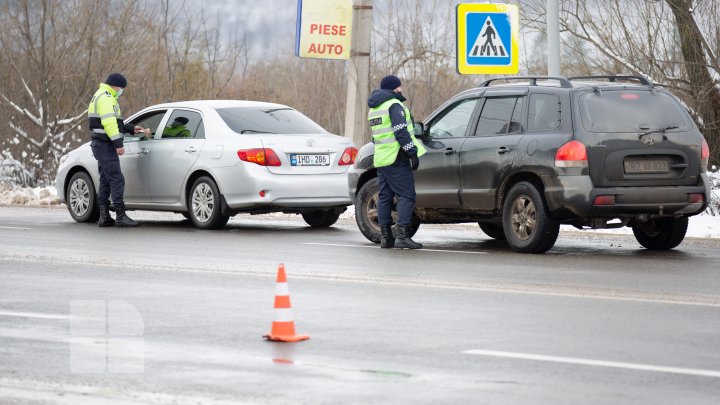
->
<box><xmin>409</xmin><ymin>154</ymin><xmax>420</xmax><ymax>171</ymax></box>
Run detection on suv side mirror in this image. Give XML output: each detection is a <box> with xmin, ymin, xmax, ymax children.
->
<box><xmin>413</xmin><ymin>122</ymin><xmax>425</xmax><ymax>138</ymax></box>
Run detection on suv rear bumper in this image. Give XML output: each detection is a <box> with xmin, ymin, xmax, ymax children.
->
<box><xmin>544</xmin><ymin>174</ymin><xmax>711</xmax><ymax>218</ymax></box>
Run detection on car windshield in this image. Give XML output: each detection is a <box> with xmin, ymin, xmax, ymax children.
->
<box><xmin>579</xmin><ymin>90</ymin><xmax>690</xmax><ymax>133</ymax></box>
<box><xmin>216</xmin><ymin>107</ymin><xmax>328</xmax><ymax>135</ymax></box>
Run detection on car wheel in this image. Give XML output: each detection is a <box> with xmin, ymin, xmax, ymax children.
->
<box><xmin>188</xmin><ymin>176</ymin><xmax>229</xmax><ymax>229</ymax></box>
<box><xmin>66</xmin><ymin>171</ymin><xmax>99</xmax><ymax>223</ymax></box>
<box><xmin>631</xmin><ymin>217</ymin><xmax>688</xmax><ymax>250</ymax></box>
<box><xmin>302</xmin><ymin>210</ymin><xmax>342</xmax><ymax>228</ymax></box>
<box><xmin>355</xmin><ymin>177</ymin><xmax>419</xmax><ymax>244</ymax></box>
<box><xmin>479</xmin><ymin>223</ymin><xmax>506</xmax><ymax>241</ymax></box>
<box><xmin>502</xmin><ymin>181</ymin><xmax>559</xmax><ymax>253</ymax></box>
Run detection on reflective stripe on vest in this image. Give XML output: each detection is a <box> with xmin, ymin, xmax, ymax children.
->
<box><xmin>367</xmin><ymin>99</ymin><xmax>426</xmax><ymax>168</ymax></box>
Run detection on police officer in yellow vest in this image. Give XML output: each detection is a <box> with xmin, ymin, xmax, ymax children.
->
<box><xmin>367</xmin><ymin>75</ymin><xmax>427</xmax><ymax>249</ymax></box>
<box><xmin>88</xmin><ymin>73</ymin><xmax>147</xmax><ymax>227</ymax></box>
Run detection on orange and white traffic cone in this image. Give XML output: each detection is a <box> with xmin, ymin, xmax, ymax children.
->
<box><xmin>263</xmin><ymin>264</ymin><xmax>309</xmax><ymax>342</ymax></box>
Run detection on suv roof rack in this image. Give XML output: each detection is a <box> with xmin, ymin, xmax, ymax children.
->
<box><xmin>479</xmin><ymin>76</ymin><xmax>573</xmax><ymax>88</ymax></box>
<box><xmin>568</xmin><ymin>75</ymin><xmax>652</xmax><ymax>86</ymax></box>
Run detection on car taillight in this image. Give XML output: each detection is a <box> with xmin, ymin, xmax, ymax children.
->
<box><xmin>593</xmin><ymin>195</ymin><xmax>615</xmax><ymax>205</ymax></box>
<box><xmin>555</xmin><ymin>140</ymin><xmax>588</xmax><ymax>167</ymax></box>
<box><xmin>237</xmin><ymin>148</ymin><xmax>281</xmax><ymax>166</ymax></box>
<box><xmin>701</xmin><ymin>138</ymin><xmax>710</xmax><ymax>170</ymax></box>
<box><xmin>339</xmin><ymin>147</ymin><xmax>358</xmax><ymax>166</ymax></box>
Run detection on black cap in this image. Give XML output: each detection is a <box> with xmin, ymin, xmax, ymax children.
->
<box><xmin>173</xmin><ymin>117</ymin><xmax>189</xmax><ymax>125</ymax></box>
<box><xmin>380</xmin><ymin>75</ymin><xmax>401</xmax><ymax>90</ymax></box>
<box><xmin>105</xmin><ymin>73</ymin><xmax>127</xmax><ymax>88</ymax></box>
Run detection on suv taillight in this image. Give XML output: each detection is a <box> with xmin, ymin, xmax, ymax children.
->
<box><xmin>555</xmin><ymin>140</ymin><xmax>588</xmax><ymax>167</ymax></box>
<box><xmin>701</xmin><ymin>138</ymin><xmax>710</xmax><ymax>171</ymax></box>
<box><xmin>237</xmin><ymin>148</ymin><xmax>282</xmax><ymax>166</ymax></box>
<box><xmin>339</xmin><ymin>147</ymin><xmax>358</xmax><ymax>166</ymax></box>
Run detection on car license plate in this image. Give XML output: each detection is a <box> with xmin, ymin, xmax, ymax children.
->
<box><xmin>290</xmin><ymin>154</ymin><xmax>330</xmax><ymax>166</ymax></box>
<box><xmin>624</xmin><ymin>159</ymin><xmax>669</xmax><ymax>173</ymax></box>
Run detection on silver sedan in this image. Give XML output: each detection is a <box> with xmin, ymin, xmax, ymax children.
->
<box><xmin>56</xmin><ymin>100</ymin><xmax>356</xmax><ymax>229</ymax></box>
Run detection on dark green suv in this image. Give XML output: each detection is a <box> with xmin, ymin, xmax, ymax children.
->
<box><xmin>348</xmin><ymin>76</ymin><xmax>712</xmax><ymax>253</ymax></box>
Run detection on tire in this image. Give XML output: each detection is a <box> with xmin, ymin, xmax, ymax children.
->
<box><xmin>187</xmin><ymin>176</ymin><xmax>229</xmax><ymax>229</ymax></box>
<box><xmin>632</xmin><ymin>217</ymin><xmax>688</xmax><ymax>250</ymax></box>
<box><xmin>355</xmin><ymin>177</ymin><xmax>420</xmax><ymax>244</ymax></box>
<box><xmin>502</xmin><ymin>181</ymin><xmax>559</xmax><ymax>253</ymax></box>
<box><xmin>66</xmin><ymin>171</ymin><xmax>99</xmax><ymax>223</ymax></box>
<box><xmin>302</xmin><ymin>210</ymin><xmax>341</xmax><ymax>228</ymax></box>
<box><xmin>479</xmin><ymin>223</ymin><xmax>506</xmax><ymax>241</ymax></box>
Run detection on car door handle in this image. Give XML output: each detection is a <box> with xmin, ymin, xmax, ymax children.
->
<box><xmin>184</xmin><ymin>148</ymin><xmax>198</xmax><ymax>153</ymax></box>
<box><xmin>496</xmin><ymin>146</ymin><xmax>510</xmax><ymax>155</ymax></box>
<box><xmin>139</xmin><ymin>148</ymin><xmax>149</xmax><ymax>155</ymax></box>
<box><xmin>444</xmin><ymin>148</ymin><xmax>456</xmax><ymax>155</ymax></box>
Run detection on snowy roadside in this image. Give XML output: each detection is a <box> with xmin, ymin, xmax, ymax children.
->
<box><xmin>1</xmin><ymin>178</ymin><xmax>718</xmax><ymax>239</ymax></box>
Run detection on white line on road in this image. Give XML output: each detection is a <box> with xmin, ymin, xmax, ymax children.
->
<box><xmin>464</xmin><ymin>349</ymin><xmax>720</xmax><ymax>379</ymax></box>
<box><xmin>302</xmin><ymin>242</ymin><xmax>487</xmax><ymax>255</ymax></box>
<box><xmin>0</xmin><ymin>226</ymin><xmax>31</xmax><ymax>230</ymax></box>
<box><xmin>0</xmin><ymin>311</ymin><xmax>72</xmax><ymax>320</ymax></box>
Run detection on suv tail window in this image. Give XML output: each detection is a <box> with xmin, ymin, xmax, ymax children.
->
<box><xmin>579</xmin><ymin>91</ymin><xmax>689</xmax><ymax>133</ymax></box>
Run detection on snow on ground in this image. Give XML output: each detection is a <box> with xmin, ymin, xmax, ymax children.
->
<box><xmin>1</xmin><ymin>180</ymin><xmax>719</xmax><ymax>239</ymax></box>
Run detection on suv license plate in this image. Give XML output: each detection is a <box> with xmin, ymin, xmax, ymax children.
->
<box><xmin>624</xmin><ymin>160</ymin><xmax>669</xmax><ymax>173</ymax></box>
<box><xmin>290</xmin><ymin>154</ymin><xmax>330</xmax><ymax>166</ymax></box>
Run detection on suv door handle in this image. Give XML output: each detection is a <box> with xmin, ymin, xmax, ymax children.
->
<box><xmin>184</xmin><ymin>147</ymin><xmax>198</xmax><ymax>153</ymax></box>
<box><xmin>444</xmin><ymin>148</ymin><xmax>456</xmax><ymax>155</ymax></box>
<box><xmin>496</xmin><ymin>146</ymin><xmax>510</xmax><ymax>155</ymax></box>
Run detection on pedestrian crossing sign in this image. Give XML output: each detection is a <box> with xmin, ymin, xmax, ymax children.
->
<box><xmin>456</xmin><ymin>3</ymin><xmax>519</xmax><ymax>75</ymax></box>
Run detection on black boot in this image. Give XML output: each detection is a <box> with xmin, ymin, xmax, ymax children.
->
<box><xmin>380</xmin><ymin>225</ymin><xmax>395</xmax><ymax>248</ymax></box>
<box><xmin>395</xmin><ymin>226</ymin><xmax>422</xmax><ymax>249</ymax></box>
<box><xmin>115</xmin><ymin>206</ymin><xmax>139</xmax><ymax>227</ymax></box>
<box><xmin>98</xmin><ymin>203</ymin><xmax>115</xmax><ymax>227</ymax></box>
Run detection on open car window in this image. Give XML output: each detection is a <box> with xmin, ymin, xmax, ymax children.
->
<box><xmin>127</xmin><ymin>110</ymin><xmax>168</xmax><ymax>141</ymax></box>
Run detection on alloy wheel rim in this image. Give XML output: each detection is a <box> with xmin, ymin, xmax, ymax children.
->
<box><xmin>191</xmin><ymin>183</ymin><xmax>214</xmax><ymax>223</ymax></box>
<box><xmin>366</xmin><ymin>192</ymin><xmax>398</xmax><ymax>231</ymax></box>
<box><xmin>69</xmin><ymin>179</ymin><xmax>90</xmax><ymax>217</ymax></box>
<box><xmin>510</xmin><ymin>195</ymin><xmax>537</xmax><ymax>241</ymax></box>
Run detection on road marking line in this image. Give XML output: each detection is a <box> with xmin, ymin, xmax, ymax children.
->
<box><xmin>0</xmin><ymin>226</ymin><xmax>31</xmax><ymax>230</ymax></box>
<box><xmin>302</xmin><ymin>242</ymin><xmax>487</xmax><ymax>255</ymax></box>
<box><xmin>464</xmin><ymin>349</ymin><xmax>720</xmax><ymax>379</ymax></box>
<box><xmin>2</xmin><ymin>255</ymin><xmax>720</xmax><ymax>307</ymax></box>
<box><xmin>0</xmin><ymin>311</ymin><xmax>72</xmax><ymax>320</ymax></box>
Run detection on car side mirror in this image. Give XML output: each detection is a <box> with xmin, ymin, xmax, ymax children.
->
<box><xmin>413</xmin><ymin>122</ymin><xmax>425</xmax><ymax>138</ymax></box>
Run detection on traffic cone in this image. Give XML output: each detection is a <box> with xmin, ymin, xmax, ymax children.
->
<box><xmin>263</xmin><ymin>264</ymin><xmax>309</xmax><ymax>342</ymax></box>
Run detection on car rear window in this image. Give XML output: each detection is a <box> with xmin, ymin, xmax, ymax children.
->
<box><xmin>579</xmin><ymin>91</ymin><xmax>690</xmax><ymax>133</ymax></box>
<box><xmin>216</xmin><ymin>107</ymin><xmax>328</xmax><ymax>135</ymax></box>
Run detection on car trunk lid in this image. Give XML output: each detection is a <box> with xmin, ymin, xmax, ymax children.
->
<box><xmin>575</xmin><ymin>89</ymin><xmax>703</xmax><ymax>187</ymax></box>
<box><xmin>260</xmin><ymin>134</ymin><xmax>353</xmax><ymax>175</ymax></box>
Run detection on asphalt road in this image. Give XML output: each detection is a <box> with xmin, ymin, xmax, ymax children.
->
<box><xmin>1</xmin><ymin>206</ymin><xmax>719</xmax><ymax>404</ymax></box>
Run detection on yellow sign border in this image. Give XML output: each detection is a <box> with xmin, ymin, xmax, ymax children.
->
<box><xmin>456</xmin><ymin>3</ymin><xmax>519</xmax><ymax>75</ymax></box>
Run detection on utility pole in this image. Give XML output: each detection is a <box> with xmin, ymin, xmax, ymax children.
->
<box><xmin>547</xmin><ymin>0</ymin><xmax>560</xmax><ymax>76</ymax></box>
<box><xmin>344</xmin><ymin>0</ymin><xmax>372</xmax><ymax>147</ymax></box>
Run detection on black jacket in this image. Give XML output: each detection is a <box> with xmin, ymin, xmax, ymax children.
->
<box><xmin>368</xmin><ymin>89</ymin><xmax>418</xmax><ymax>161</ymax></box>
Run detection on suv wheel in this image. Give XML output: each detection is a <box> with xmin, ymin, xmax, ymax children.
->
<box><xmin>355</xmin><ymin>177</ymin><xmax>420</xmax><ymax>244</ymax></box>
<box><xmin>503</xmin><ymin>181</ymin><xmax>559</xmax><ymax>253</ymax></box>
<box><xmin>479</xmin><ymin>223</ymin><xmax>506</xmax><ymax>240</ymax></box>
<box><xmin>302</xmin><ymin>210</ymin><xmax>341</xmax><ymax>228</ymax></box>
<box><xmin>631</xmin><ymin>217</ymin><xmax>688</xmax><ymax>250</ymax></box>
<box><xmin>188</xmin><ymin>176</ymin><xmax>229</xmax><ymax>229</ymax></box>
<box><xmin>66</xmin><ymin>171</ymin><xmax>99</xmax><ymax>223</ymax></box>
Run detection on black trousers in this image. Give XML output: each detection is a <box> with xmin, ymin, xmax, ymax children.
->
<box><xmin>90</xmin><ymin>139</ymin><xmax>125</xmax><ymax>209</ymax></box>
<box><xmin>377</xmin><ymin>160</ymin><xmax>416</xmax><ymax>227</ymax></box>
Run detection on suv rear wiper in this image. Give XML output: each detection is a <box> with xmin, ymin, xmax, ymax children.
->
<box><xmin>638</xmin><ymin>125</ymin><xmax>678</xmax><ymax>139</ymax></box>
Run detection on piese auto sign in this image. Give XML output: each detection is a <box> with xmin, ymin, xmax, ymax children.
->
<box><xmin>295</xmin><ymin>0</ymin><xmax>353</xmax><ymax>60</ymax></box>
